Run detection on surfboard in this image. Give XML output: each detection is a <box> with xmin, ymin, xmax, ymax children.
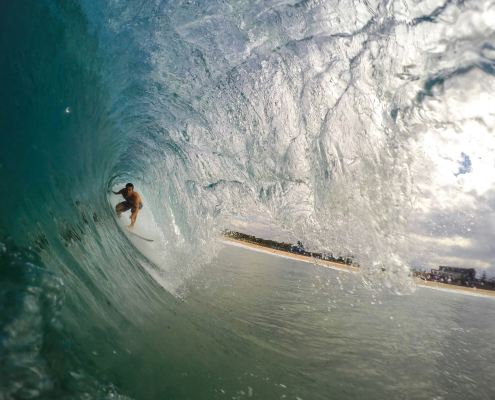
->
<box><xmin>125</xmin><ymin>229</ymin><xmax>154</xmax><ymax>242</ymax></box>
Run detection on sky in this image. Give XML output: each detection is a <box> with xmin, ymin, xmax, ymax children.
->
<box><xmin>405</xmin><ymin>67</ymin><xmax>495</xmax><ymax>278</ymax></box>
<box><xmin>408</xmin><ymin>124</ymin><xmax>495</xmax><ymax>277</ymax></box>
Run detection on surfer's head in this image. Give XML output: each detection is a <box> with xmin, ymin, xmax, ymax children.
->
<box><xmin>125</xmin><ymin>183</ymin><xmax>134</xmax><ymax>194</ymax></box>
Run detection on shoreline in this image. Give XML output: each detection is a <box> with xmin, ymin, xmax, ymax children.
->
<box><xmin>221</xmin><ymin>237</ymin><xmax>495</xmax><ymax>298</ymax></box>
<box><xmin>413</xmin><ymin>278</ymin><xmax>495</xmax><ymax>298</ymax></box>
<box><xmin>221</xmin><ymin>237</ymin><xmax>359</xmax><ymax>273</ymax></box>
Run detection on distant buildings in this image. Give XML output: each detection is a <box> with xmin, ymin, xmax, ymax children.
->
<box><xmin>412</xmin><ymin>265</ymin><xmax>495</xmax><ymax>291</ymax></box>
<box><xmin>430</xmin><ymin>266</ymin><xmax>476</xmax><ymax>283</ymax></box>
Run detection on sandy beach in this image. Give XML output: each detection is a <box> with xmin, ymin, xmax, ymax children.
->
<box><xmin>412</xmin><ymin>278</ymin><xmax>495</xmax><ymax>297</ymax></box>
<box><xmin>222</xmin><ymin>237</ymin><xmax>495</xmax><ymax>298</ymax></box>
<box><xmin>222</xmin><ymin>236</ymin><xmax>359</xmax><ymax>273</ymax></box>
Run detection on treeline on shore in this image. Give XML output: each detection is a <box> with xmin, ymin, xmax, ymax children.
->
<box><xmin>223</xmin><ymin>231</ymin><xmax>495</xmax><ymax>290</ymax></box>
<box><xmin>223</xmin><ymin>230</ymin><xmax>357</xmax><ymax>266</ymax></box>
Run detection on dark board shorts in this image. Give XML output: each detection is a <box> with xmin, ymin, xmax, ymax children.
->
<box><xmin>117</xmin><ymin>201</ymin><xmax>143</xmax><ymax>212</ymax></box>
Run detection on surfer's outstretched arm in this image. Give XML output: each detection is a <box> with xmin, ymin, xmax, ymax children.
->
<box><xmin>112</xmin><ymin>189</ymin><xmax>123</xmax><ymax>195</ymax></box>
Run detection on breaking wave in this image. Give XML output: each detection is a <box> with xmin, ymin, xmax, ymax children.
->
<box><xmin>1</xmin><ymin>0</ymin><xmax>494</xmax><ymax>397</ymax></box>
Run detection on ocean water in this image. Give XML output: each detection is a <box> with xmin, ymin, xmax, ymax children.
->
<box><xmin>1</xmin><ymin>0</ymin><xmax>495</xmax><ymax>398</ymax></box>
<box><xmin>187</xmin><ymin>244</ymin><xmax>495</xmax><ymax>400</ymax></box>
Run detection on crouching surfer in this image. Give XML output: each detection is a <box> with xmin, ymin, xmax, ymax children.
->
<box><xmin>112</xmin><ymin>183</ymin><xmax>143</xmax><ymax>230</ymax></box>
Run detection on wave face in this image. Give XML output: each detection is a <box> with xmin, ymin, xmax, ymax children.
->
<box><xmin>1</xmin><ymin>0</ymin><xmax>494</xmax><ymax>398</ymax></box>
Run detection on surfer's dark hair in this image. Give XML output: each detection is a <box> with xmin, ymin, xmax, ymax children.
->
<box><xmin>125</xmin><ymin>183</ymin><xmax>134</xmax><ymax>189</ymax></box>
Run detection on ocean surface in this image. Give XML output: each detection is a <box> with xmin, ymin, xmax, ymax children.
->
<box><xmin>1</xmin><ymin>0</ymin><xmax>495</xmax><ymax>398</ymax></box>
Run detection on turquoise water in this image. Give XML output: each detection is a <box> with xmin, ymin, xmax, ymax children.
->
<box><xmin>1</xmin><ymin>0</ymin><xmax>495</xmax><ymax>398</ymax></box>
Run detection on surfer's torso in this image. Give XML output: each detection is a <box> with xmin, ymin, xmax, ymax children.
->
<box><xmin>122</xmin><ymin>191</ymin><xmax>142</xmax><ymax>205</ymax></box>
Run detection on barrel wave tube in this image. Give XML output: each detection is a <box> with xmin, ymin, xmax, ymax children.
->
<box><xmin>1</xmin><ymin>0</ymin><xmax>495</xmax><ymax>399</ymax></box>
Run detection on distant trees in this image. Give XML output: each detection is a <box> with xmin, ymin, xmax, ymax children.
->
<box><xmin>223</xmin><ymin>230</ymin><xmax>358</xmax><ymax>266</ymax></box>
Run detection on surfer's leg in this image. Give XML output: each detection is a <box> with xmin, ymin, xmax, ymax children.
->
<box><xmin>116</xmin><ymin>203</ymin><xmax>123</xmax><ymax>218</ymax></box>
<box><xmin>128</xmin><ymin>205</ymin><xmax>142</xmax><ymax>229</ymax></box>
<box><xmin>128</xmin><ymin>207</ymin><xmax>137</xmax><ymax>229</ymax></box>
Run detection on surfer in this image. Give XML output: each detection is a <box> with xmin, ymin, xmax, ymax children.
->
<box><xmin>112</xmin><ymin>183</ymin><xmax>143</xmax><ymax>229</ymax></box>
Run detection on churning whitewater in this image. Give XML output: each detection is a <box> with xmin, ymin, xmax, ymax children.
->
<box><xmin>1</xmin><ymin>0</ymin><xmax>495</xmax><ymax>398</ymax></box>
